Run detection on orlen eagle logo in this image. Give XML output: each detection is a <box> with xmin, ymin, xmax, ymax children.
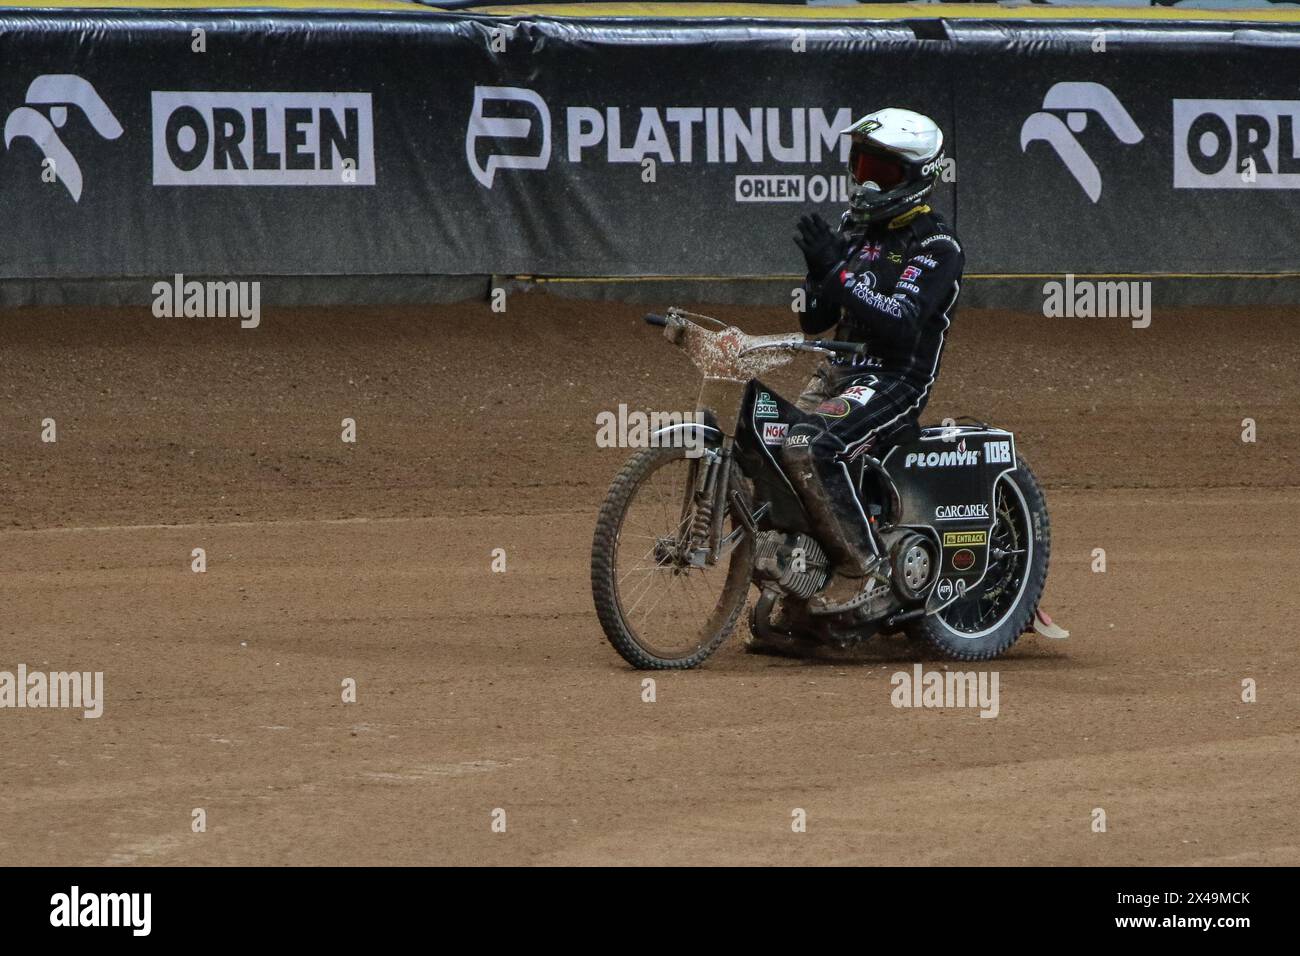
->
<box><xmin>1174</xmin><ymin>100</ymin><xmax>1300</xmax><ymax>189</ymax></box>
<box><xmin>3</xmin><ymin>74</ymin><xmax>123</xmax><ymax>201</ymax></box>
<box><xmin>467</xmin><ymin>86</ymin><xmax>551</xmax><ymax>188</ymax></box>
<box><xmin>1020</xmin><ymin>82</ymin><xmax>1143</xmax><ymax>202</ymax></box>
<box><xmin>151</xmin><ymin>92</ymin><xmax>374</xmax><ymax>186</ymax></box>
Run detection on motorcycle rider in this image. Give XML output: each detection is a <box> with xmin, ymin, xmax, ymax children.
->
<box><xmin>782</xmin><ymin>108</ymin><xmax>964</xmax><ymax>615</ymax></box>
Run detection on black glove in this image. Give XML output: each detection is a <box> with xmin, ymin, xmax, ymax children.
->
<box><xmin>794</xmin><ymin>213</ymin><xmax>846</xmax><ymax>281</ymax></box>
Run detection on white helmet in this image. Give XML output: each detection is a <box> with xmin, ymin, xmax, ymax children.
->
<box><xmin>842</xmin><ymin>108</ymin><xmax>945</xmax><ymax>229</ymax></box>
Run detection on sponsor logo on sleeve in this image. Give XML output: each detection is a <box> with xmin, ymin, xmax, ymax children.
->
<box><xmin>754</xmin><ymin>391</ymin><xmax>779</xmax><ymax>419</ymax></box>
<box><xmin>850</xmin><ymin>282</ymin><xmax>904</xmax><ymax>317</ymax></box>
<box><xmin>816</xmin><ymin>398</ymin><xmax>851</xmax><ymax>418</ymax></box>
<box><xmin>900</xmin><ymin>265</ymin><xmax>922</xmax><ymax>282</ymax></box>
<box><xmin>920</xmin><ymin>233</ymin><xmax>962</xmax><ymax>254</ymax></box>
<box><xmin>839</xmin><ymin>384</ymin><xmax>875</xmax><ymax>405</ymax></box>
<box><xmin>761</xmin><ymin>422</ymin><xmax>789</xmax><ymax>445</ymax></box>
<box><xmin>845</xmin><ymin>270</ymin><xmax>875</xmax><ymax>291</ymax></box>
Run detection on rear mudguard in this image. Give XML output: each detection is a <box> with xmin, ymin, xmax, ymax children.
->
<box><xmin>880</xmin><ymin>426</ymin><xmax>1017</xmax><ymax>615</ymax></box>
<box><xmin>1032</xmin><ymin>607</ymin><xmax>1069</xmax><ymax>639</ymax></box>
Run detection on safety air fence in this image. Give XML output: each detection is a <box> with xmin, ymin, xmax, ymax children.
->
<box><xmin>1</xmin><ymin>11</ymin><xmax>1298</xmax><ymax>307</ymax></box>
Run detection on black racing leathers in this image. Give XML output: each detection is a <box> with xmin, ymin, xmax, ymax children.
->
<box><xmin>800</xmin><ymin>208</ymin><xmax>964</xmax><ymax>390</ymax></box>
<box><xmin>780</xmin><ymin>208</ymin><xmax>965</xmax><ymax>579</ymax></box>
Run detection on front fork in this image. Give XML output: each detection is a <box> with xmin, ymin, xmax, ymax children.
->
<box><xmin>680</xmin><ymin>437</ymin><xmax>764</xmax><ymax>567</ymax></box>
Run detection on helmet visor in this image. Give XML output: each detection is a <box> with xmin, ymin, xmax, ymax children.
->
<box><xmin>849</xmin><ymin>143</ymin><xmax>905</xmax><ymax>190</ymax></box>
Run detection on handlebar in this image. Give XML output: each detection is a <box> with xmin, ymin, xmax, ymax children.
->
<box><xmin>644</xmin><ymin>310</ymin><xmax>867</xmax><ymax>357</ymax></box>
<box><xmin>804</xmin><ymin>340</ymin><xmax>868</xmax><ymax>356</ymax></box>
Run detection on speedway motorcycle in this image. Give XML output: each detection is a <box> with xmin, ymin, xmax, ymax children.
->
<box><xmin>591</xmin><ymin>307</ymin><xmax>1066</xmax><ymax>669</ymax></box>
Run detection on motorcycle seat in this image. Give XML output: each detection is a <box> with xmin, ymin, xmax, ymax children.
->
<box><xmin>871</xmin><ymin>415</ymin><xmax>920</xmax><ymax>452</ymax></box>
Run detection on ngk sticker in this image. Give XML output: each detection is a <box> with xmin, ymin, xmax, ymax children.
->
<box><xmin>762</xmin><ymin>422</ymin><xmax>789</xmax><ymax>445</ymax></box>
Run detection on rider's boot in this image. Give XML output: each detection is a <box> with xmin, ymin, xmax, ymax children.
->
<box><xmin>807</xmin><ymin>559</ymin><xmax>890</xmax><ymax>616</ymax></box>
<box><xmin>780</xmin><ymin>423</ymin><xmax>889</xmax><ymax>616</ymax></box>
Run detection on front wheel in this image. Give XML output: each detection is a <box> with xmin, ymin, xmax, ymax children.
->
<box><xmin>591</xmin><ymin>446</ymin><xmax>753</xmax><ymax>669</ymax></box>
<box><xmin>905</xmin><ymin>456</ymin><xmax>1050</xmax><ymax>661</ymax></box>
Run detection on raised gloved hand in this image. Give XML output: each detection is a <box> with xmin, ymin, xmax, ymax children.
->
<box><xmin>794</xmin><ymin>213</ymin><xmax>846</xmax><ymax>281</ymax></box>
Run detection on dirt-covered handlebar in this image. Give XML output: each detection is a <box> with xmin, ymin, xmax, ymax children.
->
<box><xmin>773</xmin><ymin>339</ymin><xmax>867</xmax><ymax>357</ymax></box>
<box><xmin>642</xmin><ymin>311</ymin><xmax>866</xmax><ymax>357</ymax></box>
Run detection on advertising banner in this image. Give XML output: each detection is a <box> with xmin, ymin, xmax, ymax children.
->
<box><xmin>0</xmin><ymin>14</ymin><xmax>1295</xmax><ymax>294</ymax></box>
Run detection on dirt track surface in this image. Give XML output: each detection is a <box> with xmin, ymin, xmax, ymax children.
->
<box><xmin>1</xmin><ymin>298</ymin><xmax>1297</xmax><ymax>866</ymax></box>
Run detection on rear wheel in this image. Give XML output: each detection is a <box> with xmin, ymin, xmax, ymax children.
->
<box><xmin>906</xmin><ymin>456</ymin><xmax>1049</xmax><ymax>660</ymax></box>
<box><xmin>591</xmin><ymin>446</ymin><xmax>753</xmax><ymax>669</ymax></box>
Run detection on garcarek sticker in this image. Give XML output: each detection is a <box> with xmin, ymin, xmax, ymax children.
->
<box><xmin>152</xmin><ymin>92</ymin><xmax>374</xmax><ymax>186</ymax></box>
<box><xmin>935</xmin><ymin>503</ymin><xmax>990</xmax><ymax>521</ymax></box>
<box><xmin>467</xmin><ymin>86</ymin><xmax>856</xmax><ymax>201</ymax></box>
<box><xmin>1174</xmin><ymin>99</ymin><xmax>1300</xmax><ymax>189</ymax></box>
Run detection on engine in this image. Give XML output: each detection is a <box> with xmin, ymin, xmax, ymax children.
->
<box><xmin>751</xmin><ymin>531</ymin><xmax>830</xmax><ymax>599</ymax></box>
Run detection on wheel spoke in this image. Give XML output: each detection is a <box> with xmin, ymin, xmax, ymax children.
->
<box><xmin>605</xmin><ymin>450</ymin><xmax>750</xmax><ymax>661</ymax></box>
